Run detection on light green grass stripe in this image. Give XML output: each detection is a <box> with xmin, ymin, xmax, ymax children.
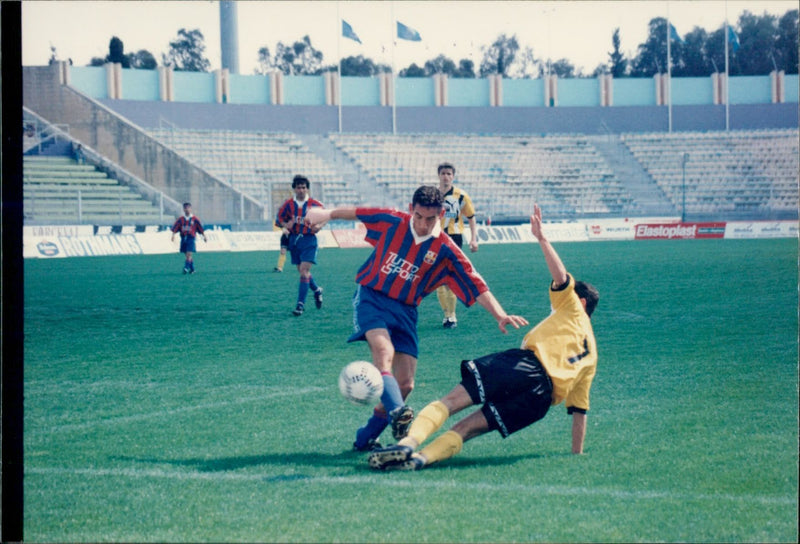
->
<box><xmin>27</xmin><ymin>386</ymin><xmax>326</xmax><ymax>436</ymax></box>
<box><xmin>27</xmin><ymin>466</ymin><xmax>797</xmax><ymax>506</ymax></box>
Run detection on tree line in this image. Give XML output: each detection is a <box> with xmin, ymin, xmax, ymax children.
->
<box><xmin>51</xmin><ymin>10</ymin><xmax>797</xmax><ymax>78</ymax></box>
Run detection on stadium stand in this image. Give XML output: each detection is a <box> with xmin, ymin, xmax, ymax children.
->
<box><xmin>24</xmin><ymin>155</ymin><xmax>166</xmax><ymax>225</ymax></box>
<box><xmin>147</xmin><ymin>128</ymin><xmax>362</xmax><ymax>211</ymax></box>
<box><xmin>21</xmin><ymin>63</ymin><xmax>799</xmax><ymax>225</ymax></box>
<box><xmin>328</xmin><ymin>132</ymin><xmax>637</xmax><ymax>220</ymax></box>
<box><xmin>622</xmin><ymin>129</ymin><xmax>799</xmax><ymax>218</ymax></box>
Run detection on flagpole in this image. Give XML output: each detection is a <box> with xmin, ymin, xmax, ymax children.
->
<box><xmin>667</xmin><ymin>3</ymin><xmax>672</xmax><ymax>133</ymax></box>
<box><xmin>724</xmin><ymin>0</ymin><xmax>730</xmax><ymax>131</ymax></box>
<box><xmin>391</xmin><ymin>3</ymin><xmax>397</xmax><ymax>135</ymax></box>
<box><xmin>337</xmin><ymin>3</ymin><xmax>342</xmax><ymax>133</ymax></box>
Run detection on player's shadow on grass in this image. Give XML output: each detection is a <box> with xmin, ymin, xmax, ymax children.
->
<box><xmin>112</xmin><ymin>450</ymin><xmax>377</xmax><ymax>472</ymax></box>
<box><xmin>112</xmin><ymin>449</ymin><xmax>559</xmax><ymax>473</ymax></box>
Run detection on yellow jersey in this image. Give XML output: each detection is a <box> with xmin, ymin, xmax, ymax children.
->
<box><xmin>520</xmin><ymin>274</ymin><xmax>597</xmax><ymax>411</ymax></box>
<box><xmin>441</xmin><ymin>186</ymin><xmax>475</xmax><ymax>236</ymax></box>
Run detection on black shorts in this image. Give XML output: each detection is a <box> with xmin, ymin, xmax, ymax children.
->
<box><xmin>447</xmin><ymin>233</ymin><xmax>464</xmax><ymax>248</ymax></box>
<box><xmin>280</xmin><ymin>233</ymin><xmax>290</xmax><ymax>249</ymax></box>
<box><xmin>460</xmin><ymin>348</ymin><xmax>552</xmax><ymax>438</ymax></box>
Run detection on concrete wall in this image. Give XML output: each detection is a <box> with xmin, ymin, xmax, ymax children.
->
<box><xmin>22</xmin><ymin>65</ymin><xmax>264</xmax><ymax>223</ymax></box>
<box><xmin>97</xmin><ymin>98</ymin><xmax>799</xmax><ymax>135</ymax></box>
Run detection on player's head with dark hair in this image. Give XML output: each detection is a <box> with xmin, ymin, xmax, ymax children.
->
<box><xmin>409</xmin><ymin>186</ymin><xmax>444</xmax><ymax>237</ymax></box>
<box><xmin>437</xmin><ymin>162</ymin><xmax>456</xmax><ymax>175</ymax></box>
<box><xmin>412</xmin><ymin>185</ymin><xmax>444</xmax><ymax>209</ymax></box>
<box><xmin>183</xmin><ymin>202</ymin><xmax>191</xmax><ymax>208</ymax></box>
<box><xmin>292</xmin><ymin>175</ymin><xmax>310</xmax><ymax>189</ymax></box>
<box><xmin>575</xmin><ymin>281</ymin><xmax>599</xmax><ymax>317</ymax></box>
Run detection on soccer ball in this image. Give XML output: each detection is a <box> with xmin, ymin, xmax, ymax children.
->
<box><xmin>338</xmin><ymin>361</ymin><xmax>384</xmax><ymax>406</ymax></box>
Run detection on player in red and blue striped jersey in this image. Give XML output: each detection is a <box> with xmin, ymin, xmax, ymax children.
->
<box><xmin>305</xmin><ymin>186</ymin><xmax>528</xmax><ymax>451</ymax></box>
<box><xmin>171</xmin><ymin>202</ymin><xmax>207</xmax><ymax>274</ymax></box>
<box><xmin>276</xmin><ymin>175</ymin><xmax>325</xmax><ymax>316</ymax></box>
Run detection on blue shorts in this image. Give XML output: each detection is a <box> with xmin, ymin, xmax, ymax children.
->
<box><xmin>348</xmin><ymin>285</ymin><xmax>419</xmax><ymax>358</ymax></box>
<box><xmin>180</xmin><ymin>236</ymin><xmax>197</xmax><ymax>254</ymax></box>
<box><xmin>289</xmin><ymin>233</ymin><xmax>318</xmax><ymax>265</ymax></box>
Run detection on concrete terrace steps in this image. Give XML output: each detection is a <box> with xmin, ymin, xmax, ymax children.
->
<box><xmin>23</xmin><ymin>155</ymin><xmax>165</xmax><ymax>224</ymax></box>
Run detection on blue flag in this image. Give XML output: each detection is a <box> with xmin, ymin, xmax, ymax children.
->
<box><xmin>669</xmin><ymin>23</ymin><xmax>684</xmax><ymax>44</ymax></box>
<box><xmin>397</xmin><ymin>21</ymin><xmax>422</xmax><ymax>41</ymax></box>
<box><xmin>727</xmin><ymin>25</ymin><xmax>740</xmax><ymax>53</ymax></box>
<box><xmin>342</xmin><ymin>20</ymin><xmax>362</xmax><ymax>44</ymax></box>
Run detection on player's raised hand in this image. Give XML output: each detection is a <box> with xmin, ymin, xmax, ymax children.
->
<box><xmin>530</xmin><ymin>204</ymin><xmax>543</xmax><ymax>240</ymax></box>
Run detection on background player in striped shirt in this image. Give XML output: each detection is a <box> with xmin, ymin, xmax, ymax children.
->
<box><xmin>170</xmin><ymin>202</ymin><xmax>207</xmax><ymax>274</ymax></box>
<box><xmin>304</xmin><ymin>186</ymin><xmax>528</xmax><ymax>451</ymax></box>
<box><xmin>275</xmin><ymin>175</ymin><xmax>325</xmax><ymax>316</ymax></box>
<box><xmin>368</xmin><ymin>204</ymin><xmax>599</xmax><ymax>471</ymax></box>
<box><xmin>436</xmin><ymin>162</ymin><xmax>479</xmax><ymax>329</ymax></box>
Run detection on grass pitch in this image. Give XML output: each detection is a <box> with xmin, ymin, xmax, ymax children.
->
<box><xmin>24</xmin><ymin>239</ymin><xmax>798</xmax><ymax>542</ymax></box>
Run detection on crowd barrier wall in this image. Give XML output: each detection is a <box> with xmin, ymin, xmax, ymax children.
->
<box><xmin>65</xmin><ymin>65</ymin><xmax>798</xmax><ymax>108</ymax></box>
<box><xmin>24</xmin><ymin>220</ymin><xmax>797</xmax><ymax>259</ymax></box>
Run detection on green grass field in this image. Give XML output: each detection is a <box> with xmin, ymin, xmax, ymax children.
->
<box><xmin>24</xmin><ymin>239</ymin><xmax>798</xmax><ymax>543</ymax></box>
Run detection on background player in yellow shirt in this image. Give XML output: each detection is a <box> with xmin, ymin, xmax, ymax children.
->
<box><xmin>436</xmin><ymin>162</ymin><xmax>479</xmax><ymax>329</ymax></box>
<box><xmin>369</xmin><ymin>203</ymin><xmax>599</xmax><ymax>470</ymax></box>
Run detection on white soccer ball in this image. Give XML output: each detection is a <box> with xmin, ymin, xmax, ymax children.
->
<box><xmin>338</xmin><ymin>361</ymin><xmax>384</xmax><ymax>406</ymax></box>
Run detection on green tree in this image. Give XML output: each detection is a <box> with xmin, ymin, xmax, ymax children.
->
<box><xmin>539</xmin><ymin>58</ymin><xmax>578</xmax><ymax>78</ymax></box>
<box><xmin>479</xmin><ymin>34</ymin><xmax>519</xmax><ymax>77</ymax></box>
<box><xmin>399</xmin><ymin>63</ymin><xmax>426</xmax><ymax>77</ymax></box>
<box><xmin>680</xmin><ymin>27</ymin><xmax>711</xmax><ymax>76</ymax></box>
<box><xmin>256</xmin><ymin>36</ymin><xmax>325</xmax><ymax>75</ymax></box>
<box><xmin>423</xmin><ymin>54</ymin><xmax>457</xmax><ymax>75</ymax></box>
<box><xmin>733</xmin><ymin>10</ymin><xmax>777</xmax><ymax>75</ymax></box>
<box><xmin>509</xmin><ymin>46</ymin><xmax>539</xmax><ymax>79</ymax></box>
<box><xmin>630</xmin><ymin>17</ymin><xmax>670</xmax><ymax>76</ymax></box>
<box><xmin>608</xmin><ymin>28</ymin><xmax>628</xmax><ymax>77</ymax></box>
<box><xmin>255</xmin><ymin>46</ymin><xmax>275</xmax><ymax>74</ymax></box>
<box><xmin>452</xmin><ymin>59</ymin><xmax>476</xmax><ymax>78</ymax></box>
<box><xmin>775</xmin><ymin>9</ymin><xmax>799</xmax><ymax>74</ymax></box>
<box><xmin>340</xmin><ymin>55</ymin><xmax>388</xmax><ymax>76</ymax></box>
<box><xmin>163</xmin><ymin>28</ymin><xmax>210</xmax><ymax>72</ymax></box>
<box><xmin>107</xmin><ymin>36</ymin><xmax>130</xmax><ymax>68</ymax></box>
<box><xmin>129</xmin><ymin>50</ymin><xmax>157</xmax><ymax>70</ymax></box>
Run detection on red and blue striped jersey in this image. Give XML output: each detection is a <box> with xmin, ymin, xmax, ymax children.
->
<box><xmin>354</xmin><ymin>208</ymin><xmax>489</xmax><ymax>307</ymax></box>
<box><xmin>171</xmin><ymin>215</ymin><xmax>204</xmax><ymax>238</ymax></box>
<box><xmin>277</xmin><ymin>198</ymin><xmax>324</xmax><ymax>235</ymax></box>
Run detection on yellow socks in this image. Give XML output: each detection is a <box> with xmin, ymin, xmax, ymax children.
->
<box><xmin>436</xmin><ymin>286</ymin><xmax>458</xmax><ymax>318</ymax></box>
<box><xmin>276</xmin><ymin>253</ymin><xmax>286</xmax><ymax>270</ymax></box>
<box><xmin>418</xmin><ymin>430</ymin><xmax>463</xmax><ymax>466</ymax></box>
<box><xmin>400</xmin><ymin>401</ymin><xmax>449</xmax><ymax>448</ymax></box>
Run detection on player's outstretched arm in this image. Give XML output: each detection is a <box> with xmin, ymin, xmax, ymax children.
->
<box><xmin>305</xmin><ymin>206</ymin><xmax>358</xmax><ymax>226</ymax></box>
<box><xmin>530</xmin><ymin>204</ymin><xmax>568</xmax><ymax>287</ymax></box>
<box><xmin>476</xmin><ymin>291</ymin><xmax>528</xmax><ymax>334</ymax></box>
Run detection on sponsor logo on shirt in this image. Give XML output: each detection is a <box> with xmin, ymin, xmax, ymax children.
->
<box><xmin>381</xmin><ymin>251</ymin><xmax>419</xmax><ymax>282</ymax></box>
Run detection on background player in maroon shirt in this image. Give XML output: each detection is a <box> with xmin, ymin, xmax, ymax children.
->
<box><xmin>275</xmin><ymin>175</ymin><xmax>325</xmax><ymax>316</ymax></box>
<box><xmin>171</xmin><ymin>202</ymin><xmax>207</xmax><ymax>274</ymax></box>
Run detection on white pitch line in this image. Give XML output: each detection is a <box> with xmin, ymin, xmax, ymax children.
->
<box><xmin>27</xmin><ymin>386</ymin><xmax>327</xmax><ymax>436</ymax></box>
<box><xmin>25</xmin><ymin>466</ymin><xmax>797</xmax><ymax>506</ymax></box>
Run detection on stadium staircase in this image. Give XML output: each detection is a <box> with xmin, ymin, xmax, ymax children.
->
<box><xmin>24</xmin><ymin>156</ymin><xmax>165</xmax><ymax>225</ymax></box>
<box><xmin>147</xmin><ymin>128</ymin><xmax>365</xmax><ymax>215</ymax></box>
<box><xmin>326</xmin><ymin>133</ymin><xmax>638</xmax><ymax>221</ymax></box>
<box><xmin>298</xmin><ymin>134</ymin><xmax>399</xmax><ymax>208</ymax></box>
<box><xmin>588</xmin><ymin>134</ymin><xmax>676</xmax><ymax>217</ymax></box>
